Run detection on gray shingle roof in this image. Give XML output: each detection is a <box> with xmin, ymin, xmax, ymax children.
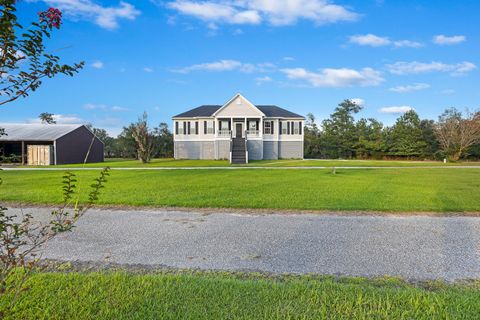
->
<box><xmin>174</xmin><ymin>105</ymin><xmax>221</xmax><ymax>118</ymax></box>
<box><xmin>257</xmin><ymin>105</ymin><xmax>304</xmax><ymax>118</ymax></box>
<box><xmin>173</xmin><ymin>104</ymin><xmax>304</xmax><ymax>119</ymax></box>
<box><xmin>0</xmin><ymin>123</ymin><xmax>83</xmax><ymax>141</ymax></box>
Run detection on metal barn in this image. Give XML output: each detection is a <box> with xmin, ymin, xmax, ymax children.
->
<box><xmin>0</xmin><ymin>124</ymin><xmax>104</xmax><ymax>165</ymax></box>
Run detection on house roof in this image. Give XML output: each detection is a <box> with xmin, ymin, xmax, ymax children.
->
<box><xmin>174</xmin><ymin>105</ymin><xmax>304</xmax><ymax>119</ymax></box>
<box><xmin>0</xmin><ymin>123</ymin><xmax>84</xmax><ymax>141</ymax></box>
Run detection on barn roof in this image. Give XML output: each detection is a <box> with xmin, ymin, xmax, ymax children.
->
<box><xmin>0</xmin><ymin>123</ymin><xmax>84</xmax><ymax>141</ymax></box>
<box><xmin>174</xmin><ymin>105</ymin><xmax>304</xmax><ymax>119</ymax></box>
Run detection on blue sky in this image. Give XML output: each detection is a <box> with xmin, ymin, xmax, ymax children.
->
<box><xmin>2</xmin><ymin>0</ymin><xmax>479</xmax><ymax>135</ymax></box>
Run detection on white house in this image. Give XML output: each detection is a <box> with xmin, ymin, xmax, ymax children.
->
<box><xmin>172</xmin><ymin>93</ymin><xmax>304</xmax><ymax>163</ymax></box>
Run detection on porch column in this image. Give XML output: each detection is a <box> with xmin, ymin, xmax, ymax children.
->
<box><xmin>21</xmin><ymin>141</ymin><xmax>25</xmax><ymax>165</ymax></box>
<box><xmin>244</xmin><ymin>117</ymin><xmax>247</xmax><ymax>138</ymax></box>
<box><xmin>259</xmin><ymin>117</ymin><xmax>263</xmax><ymax>139</ymax></box>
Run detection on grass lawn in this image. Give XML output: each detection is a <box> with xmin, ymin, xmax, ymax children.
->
<box><xmin>17</xmin><ymin>158</ymin><xmax>480</xmax><ymax>168</ymax></box>
<box><xmin>2</xmin><ymin>271</ymin><xmax>479</xmax><ymax>319</ymax></box>
<box><xmin>251</xmin><ymin>159</ymin><xmax>480</xmax><ymax>167</ymax></box>
<box><xmin>1</xmin><ymin>168</ymin><xmax>479</xmax><ymax>212</ymax></box>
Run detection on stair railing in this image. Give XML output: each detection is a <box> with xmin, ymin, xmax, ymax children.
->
<box><xmin>229</xmin><ymin>130</ymin><xmax>233</xmax><ymax>164</ymax></box>
<box><xmin>244</xmin><ymin>130</ymin><xmax>248</xmax><ymax>164</ymax></box>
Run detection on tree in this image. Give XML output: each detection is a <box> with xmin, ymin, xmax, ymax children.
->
<box><xmin>435</xmin><ymin>108</ymin><xmax>480</xmax><ymax>161</ymax></box>
<box><xmin>321</xmin><ymin>99</ymin><xmax>362</xmax><ymax>158</ymax></box>
<box><xmin>303</xmin><ymin>113</ymin><xmax>321</xmax><ymax>158</ymax></box>
<box><xmin>355</xmin><ymin>118</ymin><xmax>385</xmax><ymax>159</ymax></box>
<box><xmin>131</xmin><ymin>112</ymin><xmax>154</xmax><ymax>163</ymax></box>
<box><xmin>420</xmin><ymin>119</ymin><xmax>440</xmax><ymax>158</ymax></box>
<box><xmin>0</xmin><ymin>1</ymin><xmax>83</xmax><ymax>106</ymax></box>
<box><xmin>116</xmin><ymin>125</ymin><xmax>137</xmax><ymax>158</ymax></box>
<box><xmin>85</xmin><ymin>125</ymin><xmax>116</xmax><ymax>158</ymax></box>
<box><xmin>39</xmin><ymin>112</ymin><xmax>56</xmax><ymax>124</ymax></box>
<box><xmin>153</xmin><ymin>122</ymin><xmax>173</xmax><ymax>158</ymax></box>
<box><xmin>387</xmin><ymin>110</ymin><xmax>426</xmax><ymax>158</ymax></box>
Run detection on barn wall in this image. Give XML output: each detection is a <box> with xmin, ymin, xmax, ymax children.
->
<box><xmin>55</xmin><ymin>126</ymin><xmax>104</xmax><ymax>164</ymax></box>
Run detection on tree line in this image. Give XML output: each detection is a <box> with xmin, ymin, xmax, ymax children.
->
<box><xmin>88</xmin><ymin>113</ymin><xmax>174</xmax><ymax>162</ymax></box>
<box><xmin>304</xmin><ymin>100</ymin><xmax>480</xmax><ymax>161</ymax></box>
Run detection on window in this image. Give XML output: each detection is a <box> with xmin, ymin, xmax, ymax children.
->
<box><xmin>220</xmin><ymin>120</ymin><xmax>229</xmax><ymax>131</ymax></box>
<box><xmin>281</xmin><ymin>121</ymin><xmax>287</xmax><ymax>135</ymax></box>
<box><xmin>179</xmin><ymin>121</ymin><xmax>185</xmax><ymax>135</ymax></box>
<box><xmin>175</xmin><ymin>121</ymin><xmax>179</xmax><ymax>135</ymax></box>
<box><xmin>294</xmin><ymin>121</ymin><xmax>300</xmax><ymax>135</ymax></box>
<box><xmin>187</xmin><ymin>122</ymin><xmax>191</xmax><ymax>135</ymax></box>
<box><xmin>195</xmin><ymin>121</ymin><xmax>199</xmax><ymax>135</ymax></box>
<box><xmin>264</xmin><ymin>121</ymin><xmax>271</xmax><ymax>134</ymax></box>
<box><xmin>249</xmin><ymin>121</ymin><xmax>257</xmax><ymax>130</ymax></box>
<box><xmin>206</xmin><ymin>121</ymin><xmax>214</xmax><ymax>134</ymax></box>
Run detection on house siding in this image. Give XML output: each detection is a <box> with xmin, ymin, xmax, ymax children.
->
<box><xmin>175</xmin><ymin>141</ymin><xmax>215</xmax><ymax>159</ymax></box>
<box><xmin>247</xmin><ymin>140</ymin><xmax>263</xmax><ymax>160</ymax></box>
<box><xmin>278</xmin><ymin>141</ymin><xmax>303</xmax><ymax>159</ymax></box>
<box><xmin>216</xmin><ymin>140</ymin><xmax>230</xmax><ymax>159</ymax></box>
<box><xmin>263</xmin><ymin>141</ymin><xmax>279</xmax><ymax>160</ymax></box>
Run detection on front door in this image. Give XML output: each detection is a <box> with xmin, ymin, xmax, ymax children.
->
<box><xmin>235</xmin><ymin>123</ymin><xmax>243</xmax><ymax>138</ymax></box>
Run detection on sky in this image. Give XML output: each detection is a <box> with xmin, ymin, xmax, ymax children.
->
<box><xmin>2</xmin><ymin>0</ymin><xmax>479</xmax><ymax>135</ymax></box>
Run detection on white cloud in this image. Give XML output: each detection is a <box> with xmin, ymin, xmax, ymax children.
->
<box><xmin>283</xmin><ymin>57</ymin><xmax>296</xmax><ymax>61</ymax></box>
<box><xmin>386</xmin><ymin>61</ymin><xmax>476</xmax><ymax>76</ymax></box>
<box><xmin>173</xmin><ymin>59</ymin><xmax>276</xmax><ymax>73</ymax></box>
<box><xmin>393</xmin><ymin>40</ymin><xmax>423</xmax><ymax>48</ymax></box>
<box><xmin>433</xmin><ymin>35</ymin><xmax>466</xmax><ymax>45</ymax></box>
<box><xmin>83</xmin><ymin>103</ymin><xmax>128</xmax><ymax>112</ymax></box>
<box><xmin>143</xmin><ymin>67</ymin><xmax>154</xmax><ymax>73</ymax></box>
<box><xmin>91</xmin><ymin>60</ymin><xmax>104</xmax><ymax>69</ymax></box>
<box><xmin>167</xmin><ymin>0</ymin><xmax>358</xmax><ymax>27</ymax></box>
<box><xmin>349</xmin><ymin>34</ymin><xmax>423</xmax><ymax>48</ymax></box>
<box><xmin>349</xmin><ymin>34</ymin><xmax>390</xmax><ymax>47</ymax></box>
<box><xmin>389</xmin><ymin>83</ymin><xmax>430</xmax><ymax>93</ymax></box>
<box><xmin>37</xmin><ymin>0</ymin><xmax>141</xmax><ymax>30</ymax></box>
<box><xmin>379</xmin><ymin>106</ymin><xmax>413</xmax><ymax>114</ymax></box>
<box><xmin>281</xmin><ymin>67</ymin><xmax>384</xmax><ymax>87</ymax></box>
<box><xmin>350</xmin><ymin>98</ymin><xmax>365</xmax><ymax>107</ymax></box>
<box><xmin>111</xmin><ymin>106</ymin><xmax>129</xmax><ymax>112</ymax></box>
<box><xmin>28</xmin><ymin>114</ymin><xmax>83</xmax><ymax>124</ymax></box>
<box><xmin>255</xmin><ymin>76</ymin><xmax>272</xmax><ymax>85</ymax></box>
<box><xmin>83</xmin><ymin>103</ymin><xmax>107</xmax><ymax>110</ymax></box>
<box><xmin>174</xmin><ymin>59</ymin><xmax>242</xmax><ymax>73</ymax></box>
<box><xmin>232</xmin><ymin>28</ymin><xmax>244</xmax><ymax>35</ymax></box>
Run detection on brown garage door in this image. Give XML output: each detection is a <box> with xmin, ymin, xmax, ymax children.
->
<box><xmin>27</xmin><ymin>145</ymin><xmax>52</xmax><ymax>165</ymax></box>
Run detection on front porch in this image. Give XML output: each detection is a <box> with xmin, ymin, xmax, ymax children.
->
<box><xmin>215</xmin><ymin>118</ymin><xmax>262</xmax><ymax>139</ymax></box>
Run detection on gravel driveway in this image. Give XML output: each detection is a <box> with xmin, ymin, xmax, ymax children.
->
<box><xmin>11</xmin><ymin>207</ymin><xmax>480</xmax><ymax>281</ymax></box>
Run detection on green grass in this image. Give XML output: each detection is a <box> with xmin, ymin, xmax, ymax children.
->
<box><xmin>1</xmin><ymin>168</ymin><xmax>479</xmax><ymax>212</ymax></box>
<box><xmin>2</xmin><ymin>271</ymin><xmax>479</xmax><ymax>319</ymax></box>
<box><xmin>251</xmin><ymin>159</ymin><xmax>480</xmax><ymax>167</ymax></box>
<box><xmin>18</xmin><ymin>158</ymin><xmax>480</xmax><ymax>168</ymax></box>
<box><xmin>45</xmin><ymin>158</ymin><xmax>231</xmax><ymax>167</ymax></box>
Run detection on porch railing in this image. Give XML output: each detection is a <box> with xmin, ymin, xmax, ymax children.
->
<box><xmin>218</xmin><ymin>129</ymin><xmax>231</xmax><ymax>138</ymax></box>
<box><xmin>246</xmin><ymin>130</ymin><xmax>260</xmax><ymax>138</ymax></box>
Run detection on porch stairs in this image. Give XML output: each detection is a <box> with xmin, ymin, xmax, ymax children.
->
<box><xmin>231</xmin><ymin>137</ymin><xmax>247</xmax><ymax>164</ymax></box>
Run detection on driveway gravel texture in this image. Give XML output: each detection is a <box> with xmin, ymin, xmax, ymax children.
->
<box><xmin>10</xmin><ymin>207</ymin><xmax>480</xmax><ymax>282</ymax></box>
